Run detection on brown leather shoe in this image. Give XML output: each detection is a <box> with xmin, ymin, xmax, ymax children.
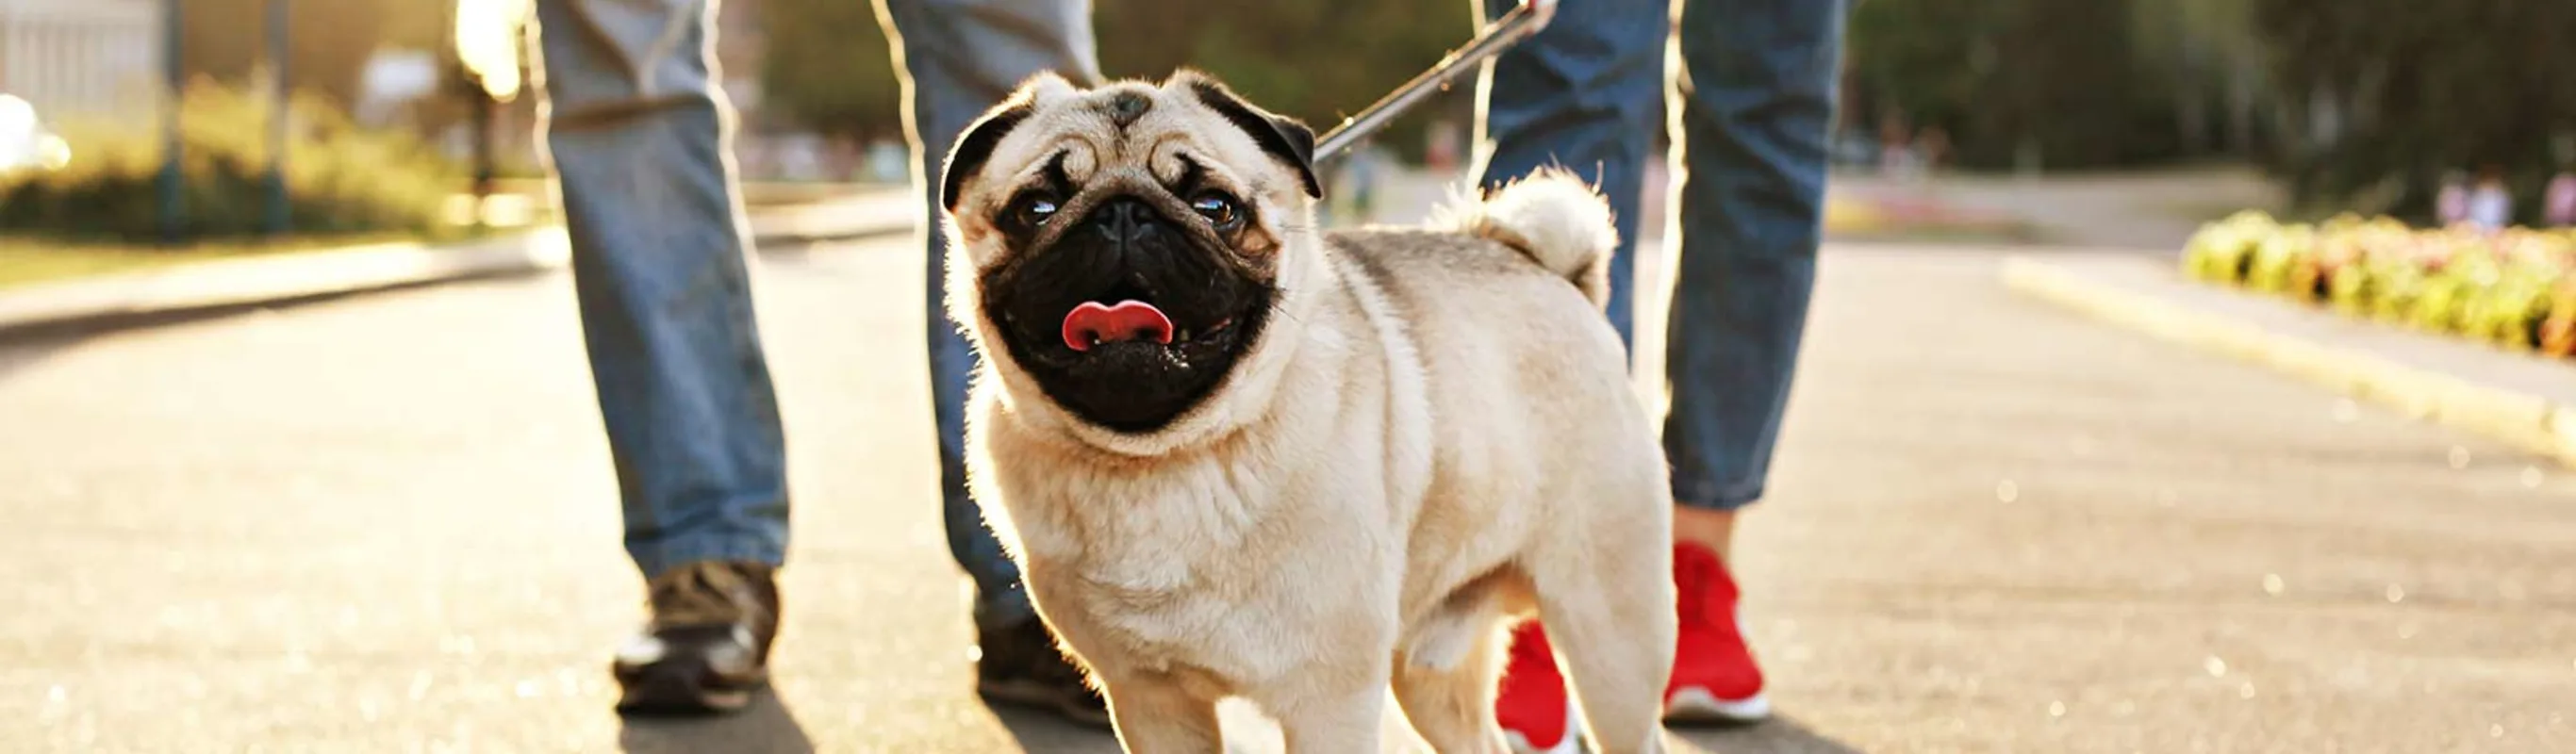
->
<box><xmin>612</xmin><ymin>561</ymin><xmax>780</xmax><ymax>715</ymax></box>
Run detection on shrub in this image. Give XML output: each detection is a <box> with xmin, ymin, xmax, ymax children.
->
<box><xmin>0</xmin><ymin>80</ymin><xmax>463</xmax><ymax>243</ymax></box>
<box><xmin>2182</xmin><ymin>211</ymin><xmax>2576</xmax><ymax>355</ymax></box>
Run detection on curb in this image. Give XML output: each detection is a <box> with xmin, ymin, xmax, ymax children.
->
<box><xmin>747</xmin><ymin>190</ymin><xmax>918</xmax><ymax>249</ymax></box>
<box><xmin>0</xmin><ymin>194</ymin><xmax>918</xmax><ymax>341</ymax></box>
<box><xmin>2001</xmin><ymin>256</ymin><xmax>2576</xmax><ymax>468</ymax></box>
<box><xmin>0</xmin><ymin>231</ymin><xmax>571</xmax><ymax>340</ymax></box>
<box><xmin>750</xmin><ymin>222</ymin><xmax>912</xmax><ymax>249</ymax></box>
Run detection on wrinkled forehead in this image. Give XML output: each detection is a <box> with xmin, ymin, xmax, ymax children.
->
<box><xmin>981</xmin><ymin>81</ymin><xmax>1279</xmax><ymax>193</ymax></box>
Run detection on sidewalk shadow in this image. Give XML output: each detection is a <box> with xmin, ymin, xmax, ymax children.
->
<box><xmin>0</xmin><ymin>331</ymin><xmax>75</xmax><ymax>385</ymax></box>
<box><xmin>617</xmin><ymin>690</ymin><xmax>815</xmax><ymax>754</ymax></box>
<box><xmin>1671</xmin><ymin>715</ymin><xmax>1867</xmax><ymax>754</ymax></box>
<box><xmin>989</xmin><ymin>703</ymin><xmax>1123</xmax><ymax>754</ymax></box>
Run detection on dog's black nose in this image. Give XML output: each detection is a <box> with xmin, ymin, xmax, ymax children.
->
<box><xmin>1093</xmin><ymin>198</ymin><xmax>1157</xmax><ymax>243</ymax></box>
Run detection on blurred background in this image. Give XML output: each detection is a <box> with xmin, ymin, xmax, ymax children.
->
<box><xmin>1</xmin><ymin>2</ymin><xmax>2570</xmax><ymax>752</ymax></box>
<box><xmin>0</xmin><ymin>0</ymin><xmax>2568</xmax><ymax>256</ymax></box>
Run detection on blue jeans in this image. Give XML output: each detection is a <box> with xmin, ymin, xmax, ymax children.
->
<box><xmin>536</xmin><ymin>0</ymin><xmax>1095</xmax><ymax>631</ymax></box>
<box><xmin>873</xmin><ymin>0</ymin><xmax>1101</xmax><ymax>629</ymax></box>
<box><xmin>1476</xmin><ymin>0</ymin><xmax>1845</xmax><ymax>510</ymax></box>
<box><xmin>537</xmin><ymin>0</ymin><xmax>789</xmax><ymax>580</ymax></box>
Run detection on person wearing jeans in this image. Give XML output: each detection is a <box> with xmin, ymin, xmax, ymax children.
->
<box><xmin>534</xmin><ymin>0</ymin><xmax>1107</xmax><ymax>722</ymax></box>
<box><xmin>872</xmin><ymin>0</ymin><xmax>1114</xmax><ymax>726</ymax></box>
<box><xmin>1470</xmin><ymin>0</ymin><xmax>1847</xmax><ymax>749</ymax></box>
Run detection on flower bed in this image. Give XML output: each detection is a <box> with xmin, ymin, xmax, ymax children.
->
<box><xmin>2181</xmin><ymin>211</ymin><xmax>2576</xmax><ymax>358</ymax></box>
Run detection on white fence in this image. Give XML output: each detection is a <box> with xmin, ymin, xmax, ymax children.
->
<box><xmin>0</xmin><ymin>0</ymin><xmax>160</xmax><ymax>123</ymax></box>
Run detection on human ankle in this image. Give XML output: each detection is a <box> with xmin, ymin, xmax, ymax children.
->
<box><xmin>1672</xmin><ymin>506</ymin><xmax>1738</xmax><ymax>562</ymax></box>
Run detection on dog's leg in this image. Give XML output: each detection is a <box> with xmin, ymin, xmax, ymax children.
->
<box><xmin>1391</xmin><ymin>621</ymin><xmax>1511</xmax><ymax>754</ymax></box>
<box><xmin>1099</xmin><ymin>679</ymin><xmax>1223</xmax><ymax>754</ymax></box>
<box><xmin>1532</xmin><ymin>539</ymin><xmax>1676</xmax><ymax>754</ymax></box>
<box><xmin>1269</xmin><ymin>680</ymin><xmax>1392</xmax><ymax>754</ymax></box>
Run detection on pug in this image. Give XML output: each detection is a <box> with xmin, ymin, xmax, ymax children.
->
<box><xmin>939</xmin><ymin>70</ymin><xmax>1676</xmax><ymax>754</ymax></box>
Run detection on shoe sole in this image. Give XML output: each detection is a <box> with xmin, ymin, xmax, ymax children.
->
<box><xmin>978</xmin><ymin>678</ymin><xmax>1115</xmax><ymax>729</ymax></box>
<box><xmin>1664</xmin><ymin>686</ymin><xmax>1773</xmax><ymax>725</ymax></box>
<box><xmin>614</xmin><ymin>664</ymin><xmax>768</xmax><ymax>717</ymax></box>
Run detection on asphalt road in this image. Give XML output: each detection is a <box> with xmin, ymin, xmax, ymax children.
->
<box><xmin>1</xmin><ymin>238</ymin><xmax>2568</xmax><ymax>753</ymax></box>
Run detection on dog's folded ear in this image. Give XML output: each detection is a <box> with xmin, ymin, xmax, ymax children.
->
<box><xmin>942</xmin><ymin>101</ymin><xmax>1031</xmax><ymax>213</ymax></box>
<box><xmin>944</xmin><ymin>74</ymin><xmax>1078</xmax><ymax>213</ymax></box>
<box><xmin>1175</xmin><ymin>71</ymin><xmax>1323</xmax><ymax>199</ymax></box>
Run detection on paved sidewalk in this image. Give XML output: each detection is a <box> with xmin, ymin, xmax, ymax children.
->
<box><xmin>2</xmin><ymin>237</ymin><xmax>2568</xmax><ymax>752</ymax></box>
<box><xmin>1839</xmin><ymin>168</ymin><xmax>2287</xmax><ymax>250</ymax></box>
<box><xmin>2006</xmin><ymin>253</ymin><xmax>2576</xmax><ymax>467</ymax></box>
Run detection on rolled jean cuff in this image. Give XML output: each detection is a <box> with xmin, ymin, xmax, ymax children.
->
<box><xmin>630</xmin><ymin>535</ymin><xmax>786</xmax><ymax>581</ymax></box>
<box><xmin>1673</xmin><ymin>477</ymin><xmax>1766</xmax><ymax>512</ymax></box>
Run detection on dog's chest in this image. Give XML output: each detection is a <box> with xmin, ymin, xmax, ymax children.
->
<box><xmin>1037</xmin><ymin>529</ymin><xmax>1295</xmax><ymax>681</ymax></box>
<box><xmin>1015</xmin><ymin>471</ymin><xmax>1311</xmax><ymax>680</ymax></box>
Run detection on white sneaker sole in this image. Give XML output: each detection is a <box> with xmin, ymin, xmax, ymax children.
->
<box><xmin>1663</xmin><ymin>686</ymin><xmax>1773</xmax><ymax>724</ymax></box>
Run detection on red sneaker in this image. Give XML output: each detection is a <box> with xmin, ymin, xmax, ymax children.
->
<box><xmin>1495</xmin><ymin>621</ymin><xmax>1580</xmax><ymax>753</ymax></box>
<box><xmin>1664</xmin><ymin>541</ymin><xmax>1771</xmax><ymax>723</ymax></box>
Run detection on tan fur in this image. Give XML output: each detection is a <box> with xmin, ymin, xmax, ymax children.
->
<box><xmin>946</xmin><ymin>73</ymin><xmax>1676</xmax><ymax>754</ymax></box>
<box><xmin>1432</xmin><ymin>169</ymin><xmax>1619</xmax><ymax>307</ymax></box>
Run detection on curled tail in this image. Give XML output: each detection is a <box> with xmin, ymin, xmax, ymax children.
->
<box><xmin>1435</xmin><ymin>168</ymin><xmax>1618</xmax><ymax>307</ymax></box>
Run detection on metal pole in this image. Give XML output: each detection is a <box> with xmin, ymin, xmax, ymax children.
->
<box><xmin>471</xmin><ymin>87</ymin><xmax>494</xmax><ymax>229</ymax></box>
<box><xmin>264</xmin><ymin>0</ymin><xmax>289</xmax><ymax>236</ymax></box>
<box><xmin>157</xmin><ymin>0</ymin><xmax>182</xmax><ymax>245</ymax></box>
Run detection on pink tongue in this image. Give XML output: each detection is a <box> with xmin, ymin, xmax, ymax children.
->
<box><xmin>1061</xmin><ymin>300</ymin><xmax>1175</xmax><ymax>352</ymax></box>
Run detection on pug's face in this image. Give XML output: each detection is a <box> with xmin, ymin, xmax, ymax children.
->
<box><xmin>940</xmin><ymin>72</ymin><xmax>1322</xmax><ymax>434</ymax></box>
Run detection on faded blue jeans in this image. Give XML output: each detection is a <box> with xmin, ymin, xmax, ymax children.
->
<box><xmin>1477</xmin><ymin>0</ymin><xmax>1845</xmax><ymax>510</ymax></box>
<box><xmin>873</xmin><ymin>0</ymin><xmax>1102</xmax><ymax>629</ymax></box>
<box><xmin>534</xmin><ymin>0</ymin><xmax>1094</xmax><ymax>631</ymax></box>
<box><xmin>537</xmin><ymin>0</ymin><xmax>788</xmax><ymax>581</ymax></box>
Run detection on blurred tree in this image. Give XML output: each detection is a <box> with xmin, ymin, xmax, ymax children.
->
<box><xmin>1094</xmin><ymin>0</ymin><xmax>1471</xmax><ymax>146</ymax></box>
<box><xmin>2129</xmin><ymin>0</ymin><xmax>2270</xmax><ymax>157</ymax></box>
<box><xmin>2252</xmin><ymin>0</ymin><xmax>2576</xmax><ymax>221</ymax></box>
<box><xmin>180</xmin><ymin>0</ymin><xmax>449</xmax><ymax>108</ymax></box>
<box><xmin>378</xmin><ymin>2</ymin><xmax>456</xmax><ymax>51</ymax></box>
<box><xmin>1847</xmin><ymin>0</ymin><xmax>2576</xmax><ymax>219</ymax></box>
<box><xmin>757</xmin><ymin>0</ymin><xmax>902</xmax><ymax>141</ymax></box>
<box><xmin>1844</xmin><ymin>0</ymin><xmax>2196</xmax><ymax>172</ymax></box>
<box><xmin>752</xmin><ymin>0</ymin><xmax>1472</xmax><ymax>159</ymax></box>
<box><xmin>1841</xmin><ymin>0</ymin><xmax>2009</xmax><ymax>153</ymax></box>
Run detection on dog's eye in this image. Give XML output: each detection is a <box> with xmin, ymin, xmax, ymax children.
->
<box><xmin>1189</xmin><ymin>192</ymin><xmax>1237</xmax><ymax>225</ymax></box>
<box><xmin>1014</xmin><ymin>194</ymin><xmax>1061</xmax><ymax>226</ymax></box>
